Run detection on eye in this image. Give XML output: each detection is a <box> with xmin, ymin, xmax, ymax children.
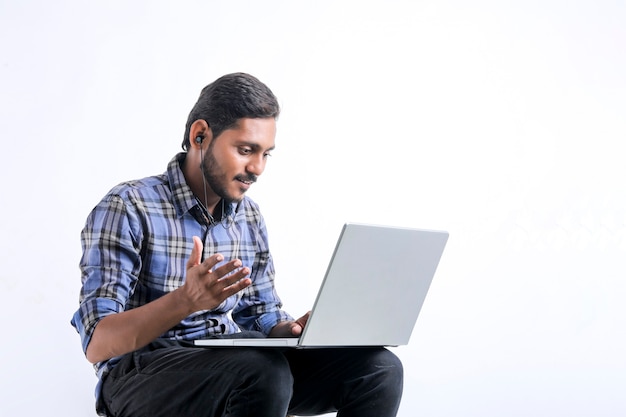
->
<box><xmin>263</xmin><ymin>151</ymin><xmax>273</xmax><ymax>158</ymax></box>
<box><xmin>238</xmin><ymin>147</ymin><xmax>253</xmax><ymax>155</ymax></box>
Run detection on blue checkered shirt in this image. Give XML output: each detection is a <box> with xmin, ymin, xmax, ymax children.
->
<box><xmin>71</xmin><ymin>153</ymin><xmax>292</xmax><ymax>403</ymax></box>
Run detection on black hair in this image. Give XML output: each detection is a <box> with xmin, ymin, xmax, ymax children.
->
<box><xmin>181</xmin><ymin>72</ymin><xmax>280</xmax><ymax>150</ymax></box>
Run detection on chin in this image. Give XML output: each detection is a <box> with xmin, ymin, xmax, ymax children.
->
<box><xmin>224</xmin><ymin>192</ymin><xmax>245</xmax><ymax>203</ymax></box>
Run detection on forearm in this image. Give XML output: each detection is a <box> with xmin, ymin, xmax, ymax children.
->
<box><xmin>85</xmin><ymin>288</ymin><xmax>193</xmax><ymax>364</ymax></box>
<box><xmin>84</xmin><ymin>238</ymin><xmax>251</xmax><ymax>363</ymax></box>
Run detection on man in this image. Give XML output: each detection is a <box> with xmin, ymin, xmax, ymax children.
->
<box><xmin>71</xmin><ymin>72</ymin><xmax>403</xmax><ymax>417</ymax></box>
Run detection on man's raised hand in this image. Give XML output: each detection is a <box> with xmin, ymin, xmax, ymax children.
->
<box><xmin>182</xmin><ymin>236</ymin><xmax>252</xmax><ymax>312</ymax></box>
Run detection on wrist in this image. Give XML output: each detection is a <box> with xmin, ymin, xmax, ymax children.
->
<box><xmin>170</xmin><ymin>286</ymin><xmax>197</xmax><ymax>317</ymax></box>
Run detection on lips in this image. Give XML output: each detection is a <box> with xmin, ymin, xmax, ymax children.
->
<box><xmin>235</xmin><ymin>176</ymin><xmax>256</xmax><ymax>191</ymax></box>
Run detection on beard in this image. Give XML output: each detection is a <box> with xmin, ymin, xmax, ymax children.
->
<box><xmin>201</xmin><ymin>146</ymin><xmax>257</xmax><ymax>205</ymax></box>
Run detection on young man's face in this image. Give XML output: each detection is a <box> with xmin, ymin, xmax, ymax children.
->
<box><xmin>201</xmin><ymin>117</ymin><xmax>276</xmax><ymax>204</ymax></box>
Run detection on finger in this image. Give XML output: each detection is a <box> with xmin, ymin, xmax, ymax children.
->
<box><xmin>222</xmin><ymin>276</ymin><xmax>252</xmax><ymax>295</ymax></box>
<box><xmin>185</xmin><ymin>236</ymin><xmax>203</xmax><ymax>270</ymax></box>
<box><xmin>290</xmin><ymin>322</ymin><xmax>303</xmax><ymax>336</ymax></box>
<box><xmin>200</xmin><ymin>253</ymin><xmax>226</xmax><ymax>273</ymax></box>
<box><xmin>295</xmin><ymin>317</ymin><xmax>307</xmax><ymax>329</ymax></box>
<box><xmin>295</xmin><ymin>311</ymin><xmax>311</xmax><ymax>327</ymax></box>
<box><xmin>215</xmin><ymin>276</ymin><xmax>252</xmax><ymax>303</ymax></box>
<box><xmin>212</xmin><ymin>258</ymin><xmax>245</xmax><ymax>278</ymax></box>
<box><xmin>217</xmin><ymin>265</ymin><xmax>250</xmax><ymax>287</ymax></box>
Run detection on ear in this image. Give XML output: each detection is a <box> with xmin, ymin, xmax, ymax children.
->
<box><xmin>189</xmin><ymin>119</ymin><xmax>213</xmax><ymax>149</ymax></box>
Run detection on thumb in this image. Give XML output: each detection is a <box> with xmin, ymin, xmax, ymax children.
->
<box><xmin>186</xmin><ymin>236</ymin><xmax>203</xmax><ymax>271</ymax></box>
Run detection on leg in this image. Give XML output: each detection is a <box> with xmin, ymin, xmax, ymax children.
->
<box><xmin>285</xmin><ymin>348</ymin><xmax>403</xmax><ymax>417</ymax></box>
<box><xmin>101</xmin><ymin>339</ymin><xmax>293</xmax><ymax>417</ymax></box>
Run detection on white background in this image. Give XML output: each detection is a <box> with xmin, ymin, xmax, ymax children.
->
<box><xmin>1</xmin><ymin>1</ymin><xmax>625</xmax><ymax>416</ymax></box>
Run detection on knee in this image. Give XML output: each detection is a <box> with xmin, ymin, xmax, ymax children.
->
<box><xmin>370</xmin><ymin>349</ymin><xmax>404</xmax><ymax>388</ymax></box>
<box><xmin>373</xmin><ymin>349</ymin><xmax>404</xmax><ymax>383</ymax></box>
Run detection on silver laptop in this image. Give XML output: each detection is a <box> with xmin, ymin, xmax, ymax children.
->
<box><xmin>194</xmin><ymin>223</ymin><xmax>448</xmax><ymax>348</ymax></box>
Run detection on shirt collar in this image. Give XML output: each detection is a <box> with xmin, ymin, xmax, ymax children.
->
<box><xmin>167</xmin><ymin>153</ymin><xmax>197</xmax><ymax>218</ymax></box>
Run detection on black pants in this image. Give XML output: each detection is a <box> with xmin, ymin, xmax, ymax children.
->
<box><xmin>101</xmin><ymin>338</ymin><xmax>403</xmax><ymax>417</ymax></box>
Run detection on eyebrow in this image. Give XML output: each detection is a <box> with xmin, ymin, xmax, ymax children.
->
<box><xmin>238</xmin><ymin>141</ymin><xmax>275</xmax><ymax>152</ymax></box>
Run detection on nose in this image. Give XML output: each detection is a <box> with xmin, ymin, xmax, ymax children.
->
<box><xmin>246</xmin><ymin>154</ymin><xmax>266</xmax><ymax>177</ymax></box>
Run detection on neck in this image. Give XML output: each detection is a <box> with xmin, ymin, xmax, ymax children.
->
<box><xmin>182</xmin><ymin>153</ymin><xmax>220</xmax><ymax>214</ymax></box>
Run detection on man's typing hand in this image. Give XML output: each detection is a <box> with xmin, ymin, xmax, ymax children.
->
<box><xmin>269</xmin><ymin>311</ymin><xmax>311</xmax><ymax>338</ymax></box>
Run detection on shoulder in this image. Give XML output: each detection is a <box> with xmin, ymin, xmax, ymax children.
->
<box><xmin>106</xmin><ymin>173</ymin><xmax>169</xmax><ymax>201</ymax></box>
<box><xmin>92</xmin><ymin>173</ymin><xmax>172</xmax><ymax>217</ymax></box>
<box><xmin>85</xmin><ymin>173</ymin><xmax>171</xmax><ymax>228</ymax></box>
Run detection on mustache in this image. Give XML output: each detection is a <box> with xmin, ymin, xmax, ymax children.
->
<box><xmin>235</xmin><ymin>174</ymin><xmax>258</xmax><ymax>183</ymax></box>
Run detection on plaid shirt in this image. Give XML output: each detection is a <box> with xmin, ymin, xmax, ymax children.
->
<box><xmin>71</xmin><ymin>153</ymin><xmax>292</xmax><ymax>390</ymax></box>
